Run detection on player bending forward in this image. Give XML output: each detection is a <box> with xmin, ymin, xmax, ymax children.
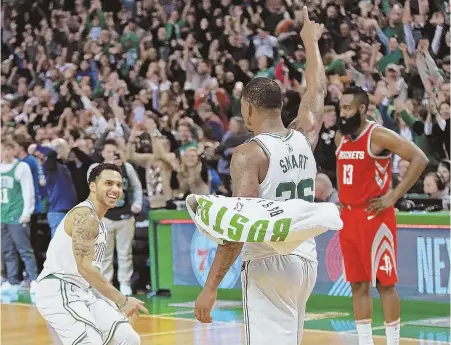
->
<box><xmin>35</xmin><ymin>163</ymin><xmax>148</xmax><ymax>345</ymax></box>
<box><xmin>336</xmin><ymin>87</ymin><xmax>428</xmax><ymax>345</ymax></box>
<box><xmin>194</xmin><ymin>8</ymin><xmax>327</xmax><ymax>345</ymax></box>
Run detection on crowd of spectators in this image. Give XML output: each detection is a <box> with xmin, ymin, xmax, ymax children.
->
<box><xmin>1</xmin><ymin>0</ymin><xmax>450</xmax><ymax>294</ymax></box>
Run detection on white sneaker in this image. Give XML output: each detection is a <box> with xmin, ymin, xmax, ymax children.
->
<box><xmin>30</xmin><ymin>280</ymin><xmax>37</xmax><ymax>294</ymax></box>
<box><xmin>120</xmin><ymin>284</ymin><xmax>133</xmax><ymax>296</ymax></box>
<box><xmin>1</xmin><ymin>282</ymin><xmax>19</xmax><ymax>294</ymax></box>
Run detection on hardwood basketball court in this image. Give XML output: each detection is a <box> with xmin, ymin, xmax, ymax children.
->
<box><xmin>2</xmin><ymin>302</ymin><xmax>449</xmax><ymax>345</ymax></box>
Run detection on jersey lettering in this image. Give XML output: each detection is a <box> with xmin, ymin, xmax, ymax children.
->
<box><xmin>338</xmin><ymin>151</ymin><xmax>365</xmax><ymax>160</ymax></box>
<box><xmin>247</xmin><ymin>220</ymin><xmax>269</xmax><ymax>242</ymax></box>
<box><xmin>270</xmin><ymin>218</ymin><xmax>291</xmax><ymax>242</ymax></box>
<box><xmin>279</xmin><ymin>154</ymin><xmax>309</xmax><ymax>173</ymax></box>
<box><xmin>336</xmin><ymin>123</ymin><xmax>392</xmax><ymax>205</ymax></box>
<box><xmin>228</xmin><ymin>214</ymin><xmax>248</xmax><ymax>241</ymax></box>
<box><xmin>255</xmin><ymin>200</ymin><xmax>284</xmax><ymax>217</ymax></box>
<box><xmin>343</xmin><ymin>164</ymin><xmax>353</xmax><ymax>185</ymax></box>
<box><xmin>0</xmin><ymin>176</ymin><xmax>14</xmax><ymax>189</ymax></box>
<box><xmin>0</xmin><ymin>188</ymin><xmax>9</xmax><ymax>204</ymax></box>
<box><xmin>213</xmin><ymin>207</ymin><xmax>227</xmax><ymax>234</ymax></box>
<box><xmin>197</xmin><ymin>198</ymin><xmax>213</xmax><ymax>226</ymax></box>
<box><xmin>233</xmin><ymin>202</ymin><xmax>244</xmax><ymax>212</ymax></box>
<box><xmin>198</xmin><ymin>197</ymin><xmax>293</xmax><ymax>242</ymax></box>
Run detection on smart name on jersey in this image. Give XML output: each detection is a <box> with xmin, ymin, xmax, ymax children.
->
<box><xmin>244</xmin><ymin>129</ymin><xmax>318</xmax><ymax>262</ymax></box>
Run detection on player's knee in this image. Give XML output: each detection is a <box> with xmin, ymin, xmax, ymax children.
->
<box><xmin>112</xmin><ymin>323</ymin><xmax>140</xmax><ymax>345</ymax></box>
<box><xmin>350</xmin><ymin>282</ymin><xmax>370</xmax><ymax>297</ymax></box>
<box><xmin>376</xmin><ymin>282</ymin><xmax>396</xmax><ymax>296</ymax></box>
<box><xmin>82</xmin><ymin>327</ymin><xmax>103</xmax><ymax>345</ymax></box>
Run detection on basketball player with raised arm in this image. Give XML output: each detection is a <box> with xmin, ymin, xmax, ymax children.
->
<box><xmin>335</xmin><ymin>87</ymin><xmax>428</xmax><ymax>345</ymax></box>
<box><xmin>194</xmin><ymin>8</ymin><xmax>327</xmax><ymax>345</ymax></box>
<box><xmin>35</xmin><ymin>163</ymin><xmax>148</xmax><ymax>345</ymax></box>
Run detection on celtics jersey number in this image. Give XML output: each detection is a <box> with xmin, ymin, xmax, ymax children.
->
<box><xmin>276</xmin><ymin>178</ymin><xmax>314</xmax><ymax>202</ymax></box>
<box><xmin>0</xmin><ymin>161</ymin><xmax>25</xmax><ymax>224</ymax></box>
<box><xmin>1</xmin><ymin>188</ymin><xmax>9</xmax><ymax>204</ymax></box>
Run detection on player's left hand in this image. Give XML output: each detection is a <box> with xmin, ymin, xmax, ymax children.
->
<box><xmin>194</xmin><ymin>287</ymin><xmax>217</xmax><ymax>323</ymax></box>
<box><xmin>366</xmin><ymin>192</ymin><xmax>396</xmax><ymax>216</ymax></box>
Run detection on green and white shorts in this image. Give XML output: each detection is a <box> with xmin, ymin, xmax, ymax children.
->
<box><xmin>35</xmin><ymin>276</ymin><xmax>128</xmax><ymax>345</ymax></box>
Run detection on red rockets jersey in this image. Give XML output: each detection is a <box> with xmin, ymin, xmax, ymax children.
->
<box><xmin>336</xmin><ymin>122</ymin><xmax>392</xmax><ymax>205</ymax></box>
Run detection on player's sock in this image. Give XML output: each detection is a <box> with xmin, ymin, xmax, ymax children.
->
<box><xmin>384</xmin><ymin>319</ymin><xmax>400</xmax><ymax>345</ymax></box>
<box><xmin>355</xmin><ymin>319</ymin><xmax>374</xmax><ymax>345</ymax></box>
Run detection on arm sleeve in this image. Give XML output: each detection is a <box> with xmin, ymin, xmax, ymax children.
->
<box><xmin>376</xmin><ymin>26</ymin><xmax>390</xmax><ymax>50</ymax></box>
<box><xmin>399</xmin><ymin>109</ymin><xmax>417</xmax><ymax>127</ymax></box>
<box><xmin>431</xmin><ymin>25</ymin><xmax>443</xmax><ymax>55</ymax></box>
<box><xmin>403</xmin><ymin>24</ymin><xmax>416</xmax><ymax>54</ymax></box>
<box><xmin>125</xmin><ymin>163</ymin><xmax>143</xmax><ymax>207</ymax></box>
<box><xmin>435</xmin><ymin>115</ymin><xmax>447</xmax><ymax>131</ymax></box>
<box><xmin>424</xmin><ymin>122</ymin><xmax>432</xmax><ymax>135</ymax></box>
<box><xmin>16</xmin><ymin>162</ymin><xmax>35</xmax><ymax>218</ymax></box>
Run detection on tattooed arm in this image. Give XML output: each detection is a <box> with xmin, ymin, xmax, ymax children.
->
<box><xmin>195</xmin><ymin>142</ymin><xmax>264</xmax><ymax>323</ymax></box>
<box><xmin>68</xmin><ymin>207</ymin><xmax>126</xmax><ymax>306</ymax></box>
<box><xmin>205</xmin><ymin>143</ymin><xmax>261</xmax><ymax>289</ymax></box>
<box><xmin>288</xmin><ymin>8</ymin><xmax>327</xmax><ymax>150</ymax></box>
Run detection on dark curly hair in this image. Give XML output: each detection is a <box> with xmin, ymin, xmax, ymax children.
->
<box><xmin>88</xmin><ymin>163</ymin><xmax>122</xmax><ymax>184</ymax></box>
<box><xmin>242</xmin><ymin>77</ymin><xmax>283</xmax><ymax>110</ymax></box>
<box><xmin>342</xmin><ymin>86</ymin><xmax>370</xmax><ymax>112</ymax></box>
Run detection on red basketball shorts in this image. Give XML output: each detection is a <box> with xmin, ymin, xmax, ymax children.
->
<box><xmin>339</xmin><ymin>205</ymin><xmax>398</xmax><ymax>286</ymax></box>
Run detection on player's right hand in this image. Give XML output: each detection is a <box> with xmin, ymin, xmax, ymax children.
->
<box><xmin>300</xmin><ymin>6</ymin><xmax>324</xmax><ymax>43</ymax></box>
<box><xmin>194</xmin><ymin>287</ymin><xmax>217</xmax><ymax>323</ymax></box>
<box><xmin>121</xmin><ymin>297</ymin><xmax>149</xmax><ymax>317</ymax></box>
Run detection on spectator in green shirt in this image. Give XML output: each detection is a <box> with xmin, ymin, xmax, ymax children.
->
<box><xmin>254</xmin><ymin>56</ymin><xmax>275</xmax><ymax>79</ymax></box>
<box><xmin>120</xmin><ymin>20</ymin><xmax>140</xmax><ymax>74</ymax></box>
<box><xmin>377</xmin><ymin>36</ymin><xmax>403</xmax><ymax>72</ymax></box>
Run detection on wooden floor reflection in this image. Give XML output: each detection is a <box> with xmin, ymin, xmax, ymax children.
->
<box><xmin>0</xmin><ymin>304</ymin><xmax>443</xmax><ymax>345</ymax></box>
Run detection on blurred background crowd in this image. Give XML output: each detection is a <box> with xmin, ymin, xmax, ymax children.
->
<box><xmin>1</xmin><ymin>0</ymin><xmax>450</xmax><ymax>295</ymax></box>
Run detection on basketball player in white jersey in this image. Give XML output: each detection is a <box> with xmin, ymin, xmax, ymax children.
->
<box><xmin>35</xmin><ymin>163</ymin><xmax>148</xmax><ymax>345</ymax></box>
<box><xmin>194</xmin><ymin>8</ymin><xmax>326</xmax><ymax>345</ymax></box>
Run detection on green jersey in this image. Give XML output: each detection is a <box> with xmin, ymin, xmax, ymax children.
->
<box><xmin>1</xmin><ymin>160</ymin><xmax>24</xmax><ymax>224</ymax></box>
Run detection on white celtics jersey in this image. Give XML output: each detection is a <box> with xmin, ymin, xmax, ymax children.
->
<box><xmin>37</xmin><ymin>200</ymin><xmax>108</xmax><ymax>289</ymax></box>
<box><xmin>242</xmin><ymin>129</ymin><xmax>318</xmax><ymax>262</ymax></box>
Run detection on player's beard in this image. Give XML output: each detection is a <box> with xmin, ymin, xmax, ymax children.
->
<box><xmin>338</xmin><ymin>110</ymin><xmax>362</xmax><ymax>135</ymax></box>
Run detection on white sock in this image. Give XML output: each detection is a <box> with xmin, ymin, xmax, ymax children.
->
<box><xmin>355</xmin><ymin>319</ymin><xmax>374</xmax><ymax>345</ymax></box>
<box><xmin>385</xmin><ymin>319</ymin><xmax>400</xmax><ymax>345</ymax></box>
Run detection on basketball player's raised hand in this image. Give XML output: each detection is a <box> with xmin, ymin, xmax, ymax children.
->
<box><xmin>300</xmin><ymin>6</ymin><xmax>324</xmax><ymax>43</ymax></box>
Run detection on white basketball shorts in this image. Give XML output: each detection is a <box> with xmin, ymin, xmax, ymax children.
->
<box><xmin>241</xmin><ymin>255</ymin><xmax>317</xmax><ymax>345</ymax></box>
<box><xmin>35</xmin><ymin>277</ymin><xmax>128</xmax><ymax>345</ymax></box>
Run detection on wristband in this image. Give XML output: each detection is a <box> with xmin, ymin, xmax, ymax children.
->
<box><xmin>116</xmin><ymin>296</ymin><xmax>128</xmax><ymax>310</ymax></box>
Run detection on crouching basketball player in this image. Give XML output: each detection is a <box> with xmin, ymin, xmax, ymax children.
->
<box><xmin>35</xmin><ymin>163</ymin><xmax>148</xmax><ymax>345</ymax></box>
<box><xmin>336</xmin><ymin>87</ymin><xmax>428</xmax><ymax>345</ymax></box>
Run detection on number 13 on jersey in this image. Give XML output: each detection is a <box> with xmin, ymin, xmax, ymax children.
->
<box><xmin>343</xmin><ymin>164</ymin><xmax>353</xmax><ymax>185</ymax></box>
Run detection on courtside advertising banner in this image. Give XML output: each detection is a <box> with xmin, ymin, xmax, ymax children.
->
<box><xmin>171</xmin><ymin>223</ymin><xmax>450</xmax><ymax>302</ymax></box>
